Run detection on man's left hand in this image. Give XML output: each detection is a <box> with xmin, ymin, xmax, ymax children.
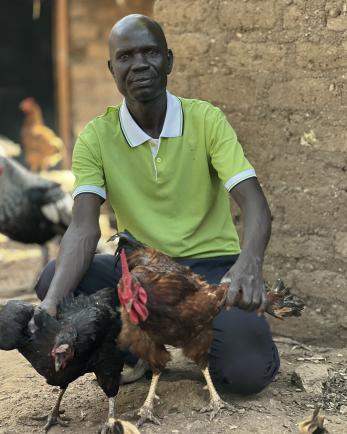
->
<box><xmin>221</xmin><ymin>255</ymin><xmax>267</xmax><ymax>313</ymax></box>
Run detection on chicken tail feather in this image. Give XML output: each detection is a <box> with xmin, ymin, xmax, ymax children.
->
<box><xmin>265</xmin><ymin>279</ymin><xmax>305</xmax><ymax>319</ymax></box>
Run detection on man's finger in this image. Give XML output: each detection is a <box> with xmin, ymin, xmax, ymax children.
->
<box><xmin>258</xmin><ymin>290</ymin><xmax>268</xmax><ymax>314</ymax></box>
<box><xmin>226</xmin><ymin>285</ymin><xmax>239</xmax><ymax>307</ymax></box>
<box><xmin>251</xmin><ymin>288</ymin><xmax>262</xmax><ymax>310</ymax></box>
<box><xmin>239</xmin><ymin>286</ymin><xmax>253</xmax><ymax>310</ymax></box>
<box><xmin>220</xmin><ymin>275</ymin><xmax>232</xmax><ymax>284</ymax></box>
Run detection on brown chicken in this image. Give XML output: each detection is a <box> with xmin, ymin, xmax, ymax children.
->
<box><xmin>111</xmin><ymin>231</ymin><xmax>305</xmax><ymax>426</ymax></box>
<box><xmin>19</xmin><ymin>97</ymin><xmax>66</xmax><ymax>171</ymax></box>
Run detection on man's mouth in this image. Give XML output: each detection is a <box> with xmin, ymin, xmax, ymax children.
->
<box><xmin>131</xmin><ymin>77</ymin><xmax>154</xmax><ymax>86</ymax></box>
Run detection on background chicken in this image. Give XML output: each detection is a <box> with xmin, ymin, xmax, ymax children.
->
<box><xmin>19</xmin><ymin>97</ymin><xmax>67</xmax><ymax>171</ymax></box>
<box><xmin>0</xmin><ymin>287</ymin><xmax>124</xmax><ymax>433</ymax></box>
<box><xmin>112</xmin><ymin>230</ymin><xmax>305</xmax><ymax>426</ymax></box>
<box><xmin>0</xmin><ymin>155</ymin><xmax>72</xmax><ymax>272</ymax></box>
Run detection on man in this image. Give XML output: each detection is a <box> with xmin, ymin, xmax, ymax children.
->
<box><xmin>35</xmin><ymin>14</ymin><xmax>279</xmax><ymax>394</ymax></box>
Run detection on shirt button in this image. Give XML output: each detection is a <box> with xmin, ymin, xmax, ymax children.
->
<box><xmin>156</xmin><ymin>157</ymin><xmax>161</xmax><ymax>163</ymax></box>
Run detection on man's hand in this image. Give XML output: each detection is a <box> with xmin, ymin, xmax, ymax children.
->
<box><xmin>36</xmin><ymin>298</ymin><xmax>58</xmax><ymax>317</ymax></box>
<box><xmin>28</xmin><ymin>298</ymin><xmax>57</xmax><ymax>333</ymax></box>
<box><xmin>221</xmin><ymin>255</ymin><xmax>267</xmax><ymax>313</ymax></box>
<box><xmin>225</xmin><ymin>178</ymin><xmax>272</xmax><ymax>314</ymax></box>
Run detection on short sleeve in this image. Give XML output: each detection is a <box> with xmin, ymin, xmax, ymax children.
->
<box><xmin>71</xmin><ymin>123</ymin><xmax>106</xmax><ymax>200</ymax></box>
<box><xmin>207</xmin><ymin>107</ymin><xmax>256</xmax><ymax>191</ymax></box>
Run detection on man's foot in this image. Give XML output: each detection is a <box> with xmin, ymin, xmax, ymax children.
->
<box><xmin>120</xmin><ymin>359</ymin><xmax>148</xmax><ymax>384</ymax></box>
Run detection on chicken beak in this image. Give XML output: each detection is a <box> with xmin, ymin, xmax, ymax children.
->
<box><xmin>55</xmin><ymin>357</ymin><xmax>63</xmax><ymax>372</ymax></box>
<box><xmin>125</xmin><ymin>300</ymin><xmax>133</xmax><ymax>313</ymax></box>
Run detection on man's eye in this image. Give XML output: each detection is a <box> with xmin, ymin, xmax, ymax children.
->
<box><xmin>119</xmin><ymin>54</ymin><xmax>129</xmax><ymax>61</ymax></box>
<box><xmin>146</xmin><ymin>49</ymin><xmax>159</xmax><ymax>55</ymax></box>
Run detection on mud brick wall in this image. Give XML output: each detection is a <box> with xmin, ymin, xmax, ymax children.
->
<box><xmin>155</xmin><ymin>0</ymin><xmax>347</xmax><ymax>340</ymax></box>
<box><xmin>69</xmin><ymin>0</ymin><xmax>155</xmax><ymax>135</ymax></box>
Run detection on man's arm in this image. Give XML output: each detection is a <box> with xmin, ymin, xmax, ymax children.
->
<box><xmin>38</xmin><ymin>193</ymin><xmax>103</xmax><ymax>317</ymax></box>
<box><xmin>222</xmin><ymin>177</ymin><xmax>272</xmax><ymax>312</ymax></box>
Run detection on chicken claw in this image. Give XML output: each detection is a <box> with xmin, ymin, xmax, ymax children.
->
<box><xmin>137</xmin><ymin>406</ymin><xmax>161</xmax><ymax>427</ymax></box>
<box><xmin>98</xmin><ymin>397</ymin><xmax>120</xmax><ymax>434</ymax></box>
<box><xmin>98</xmin><ymin>417</ymin><xmax>118</xmax><ymax>434</ymax></box>
<box><xmin>200</xmin><ymin>398</ymin><xmax>234</xmax><ymax>421</ymax></box>
<box><xmin>129</xmin><ymin>372</ymin><xmax>161</xmax><ymax>427</ymax></box>
<box><xmin>200</xmin><ymin>367</ymin><xmax>235</xmax><ymax>420</ymax></box>
<box><xmin>32</xmin><ymin>409</ymin><xmax>70</xmax><ymax>432</ymax></box>
<box><xmin>31</xmin><ymin>387</ymin><xmax>70</xmax><ymax>432</ymax></box>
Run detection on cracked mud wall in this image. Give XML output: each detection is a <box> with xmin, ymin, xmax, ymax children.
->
<box><xmin>155</xmin><ymin>0</ymin><xmax>347</xmax><ymax>341</ymax></box>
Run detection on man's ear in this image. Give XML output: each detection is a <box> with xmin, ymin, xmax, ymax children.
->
<box><xmin>108</xmin><ymin>60</ymin><xmax>114</xmax><ymax>75</ymax></box>
<box><xmin>167</xmin><ymin>49</ymin><xmax>174</xmax><ymax>75</ymax></box>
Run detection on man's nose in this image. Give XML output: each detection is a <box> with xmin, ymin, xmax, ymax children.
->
<box><xmin>131</xmin><ymin>53</ymin><xmax>150</xmax><ymax>71</ymax></box>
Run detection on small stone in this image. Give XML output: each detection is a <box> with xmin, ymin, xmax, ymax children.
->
<box><xmin>329</xmin><ymin>7</ymin><xmax>341</xmax><ymax>18</ymax></box>
<box><xmin>340</xmin><ymin>405</ymin><xmax>347</xmax><ymax>414</ymax></box>
<box><xmin>292</xmin><ymin>363</ymin><xmax>329</xmax><ymax>396</ymax></box>
<box><xmin>327</xmin><ymin>15</ymin><xmax>347</xmax><ymax>31</ymax></box>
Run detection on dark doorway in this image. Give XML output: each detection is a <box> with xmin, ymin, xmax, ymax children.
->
<box><xmin>0</xmin><ymin>0</ymin><xmax>55</xmax><ymax>144</ymax></box>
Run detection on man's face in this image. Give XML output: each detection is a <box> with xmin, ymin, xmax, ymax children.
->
<box><xmin>109</xmin><ymin>24</ymin><xmax>173</xmax><ymax>103</ymax></box>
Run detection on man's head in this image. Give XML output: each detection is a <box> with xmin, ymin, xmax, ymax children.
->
<box><xmin>108</xmin><ymin>14</ymin><xmax>173</xmax><ymax>103</ymax></box>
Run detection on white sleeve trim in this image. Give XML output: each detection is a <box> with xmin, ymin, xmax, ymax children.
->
<box><xmin>224</xmin><ymin>168</ymin><xmax>257</xmax><ymax>191</ymax></box>
<box><xmin>72</xmin><ymin>185</ymin><xmax>107</xmax><ymax>199</ymax></box>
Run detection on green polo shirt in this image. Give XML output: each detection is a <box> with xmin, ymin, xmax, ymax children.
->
<box><xmin>72</xmin><ymin>91</ymin><xmax>256</xmax><ymax>258</ymax></box>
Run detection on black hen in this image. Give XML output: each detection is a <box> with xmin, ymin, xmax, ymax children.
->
<box><xmin>0</xmin><ymin>287</ymin><xmax>124</xmax><ymax>433</ymax></box>
<box><xmin>0</xmin><ymin>155</ymin><xmax>72</xmax><ymax>267</ymax></box>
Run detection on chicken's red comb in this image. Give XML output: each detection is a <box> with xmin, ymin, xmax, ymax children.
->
<box><xmin>19</xmin><ymin>97</ymin><xmax>36</xmax><ymax>110</ymax></box>
<box><xmin>118</xmin><ymin>249</ymin><xmax>134</xmax><ymax>306</ymax></box>
<box><xmin>120</xmin><ymin>249</ymin><xmax>131</xmax><ymax>283</ymax></box>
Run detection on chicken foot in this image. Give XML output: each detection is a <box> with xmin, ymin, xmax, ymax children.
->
<box><xmin>200</xmin><ymin>367</ymin><xmax>235</xmax><ymax>421</ymax></box>
<box><xmin>31</xmin><ymin>387</ymin><xmax>70</xmax><ymax>432</ymax></box>
<box><xmin>98</xmin><ymin>397</ymin><xmax>119</xmax><ymax>434</ymax></box>
<box><xmin>136</xmin><ymin>372</ymin><xmax>161</xmax><ymax>427</ymax></box>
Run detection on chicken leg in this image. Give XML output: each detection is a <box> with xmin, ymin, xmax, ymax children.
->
<box><xmin>136</xmin><ymin>372</ymin><xmax>161</xmax><ymax>427</ymax></box>
<box><xmin>31</xmin><ymin>387</ymin><xmax>70</xmax><ymax>432</ymax></box>
<box><xmin>98</xmin><ymin>397</ymin><xmax>119</xmax><ymax>434</ymax></box>
<box><xmin>200</xmin><ymin>367</ymin><xmax>234</xmax><ymax>420</ymax></box>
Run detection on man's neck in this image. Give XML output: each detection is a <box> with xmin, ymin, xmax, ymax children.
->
<box><xmin>125</xmin><ymin>91</ymin><xmax>167</xmax><ymax>139</ymax></box>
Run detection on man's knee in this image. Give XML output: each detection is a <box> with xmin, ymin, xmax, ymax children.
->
<box><xmin>210</xmin><ymin>347</ymin><xmax>280</xmax><ymax>395</ymax></box>
<box><xmin>34</xmin><ymin>260</ymin><xmax>56</xmax><ymax>300</ymax></box>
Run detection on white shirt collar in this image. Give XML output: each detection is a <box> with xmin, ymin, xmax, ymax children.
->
<box><xmin>119</xmin><ymin>90</ymin><xmax>183</xmax><ymax>147</ymax></box>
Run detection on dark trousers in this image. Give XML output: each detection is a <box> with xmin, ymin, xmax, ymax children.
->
<box><xmin>35</xmin><ymin>254</ymin><xmax>280</xmax><ymax>395</ymax></box>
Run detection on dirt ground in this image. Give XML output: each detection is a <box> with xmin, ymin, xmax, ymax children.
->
<box><xmin>0</xmin><ymin>238</ymin><xmax>346</xmax><ymax>434</ymax></box>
